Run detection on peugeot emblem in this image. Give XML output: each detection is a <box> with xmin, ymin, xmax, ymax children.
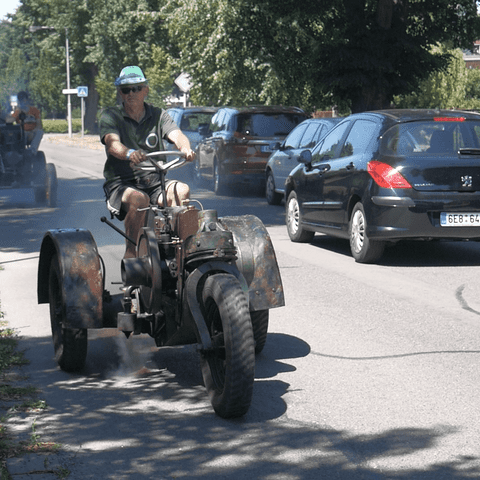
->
<box><xmin>461</xmin><ymin>175</ymin><xmax>473</xmax><ymax>188</ymax></box>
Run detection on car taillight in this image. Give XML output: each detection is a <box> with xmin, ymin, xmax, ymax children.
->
<box><xmin>434</xmin><ymin>117</ymin><xmax>465</xmax><ymax>122</ymax></box>
<box><xmin>367</xmin><ymin>161</ymin><xmax>412</xmax><ymax>189</ymax></box>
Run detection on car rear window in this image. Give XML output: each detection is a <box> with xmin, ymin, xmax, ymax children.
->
<box><xmin>180</xmin><ymin>113</ymin><xmax>215</xmax><ymax>132</ymax></box>
<box><xmin>235</xmin><ymin>113</ymin><xmax>306</xmax><ymax>137</ymax></box>
<box><xmin>380</xmin><ymin>120</ymin><xmax>480</xmax><ymax>156</ymax></box>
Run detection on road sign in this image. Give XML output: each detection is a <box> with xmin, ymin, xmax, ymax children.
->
<box><xmin>174</xmin><ymin>73</ymin><xmax>193</xmax><ymax>93</ymax></box>
<box><xmin>62</xmin><ymin>88</ymin><xmax>77</xmax><ymax>95</ymax></box>
<box><xmin>77</xmin><ymin>86</ymin><xmax>88</xmax><ymax>97</ymax></box>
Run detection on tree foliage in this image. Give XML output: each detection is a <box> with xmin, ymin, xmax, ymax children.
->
<box><xmin>4</xmin><ymin>0</ymin><xmax>175</xmax><ymax>130</ymax></box>
<box><xmin>164</xmin><ymin>0</ymin><xmax>480</xmax><ymax>112</ymax></box>
<box><xmin>1</xmin><ymin>0</ymin><xmax>480</xmax><ymax>124</ymax></box>
<box><xmin>395</xmin><ymin>46</ymin><xmax>467</xmax><ymax>109</ymax></box>
<box><xmin>0</xmin><ymin>22</ymin><xmax>24</xmax><ymax>110</ymax></box>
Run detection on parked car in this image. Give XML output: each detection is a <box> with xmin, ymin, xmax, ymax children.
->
<box><xmin>285</xmin><ymin>109</ymin><xmax>480</xmax><ymax>263</ymax></box>
<box><xmin>164</xmin><ymin>106</ymin><xmax>218</xmax><ymax>165</ymax></box>
<box><xmin>265</xmin><ymin>117</ymin><xmax>342</xmax><ymax>205</ymax></box>
<box><xmin>195</xmin><ymin>106</ymin><xmax>307</xmax><ymax>195</ymax></box>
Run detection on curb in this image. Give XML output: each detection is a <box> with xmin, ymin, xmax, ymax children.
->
<box><xmin>6</xmin><ymin>453</ymin><xmax>67</xmax><ymax>479</ymax></box>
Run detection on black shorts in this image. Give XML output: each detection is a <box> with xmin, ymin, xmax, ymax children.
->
<box><xmin>104</xmin><ymin>177</ymin><xmax>175</xmax><ymax>221</ymax></box>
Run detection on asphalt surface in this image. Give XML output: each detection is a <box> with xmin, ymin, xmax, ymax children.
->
<box><xmin>2</xmin><ymin>134</ymin><xmax>480</xmax><ymax>479</ymax></box>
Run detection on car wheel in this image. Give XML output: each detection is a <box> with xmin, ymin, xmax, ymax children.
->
<box><xmin>349</xmin><ymin>202</ymin><xmax>385</xmax><ymax>263</ymax></box>
<box><xmin>45</xmin><ymin>163</ymin><xmax>58</xmax><ymax>208</ymax></box>
<box><xmin>286</xmin><ymin>191</ymin><xmax>314</xmax><ymax>243</ymax></box>
<box><xmin>266</xmin><ymin>171</ymin><xmax>282</xmax><ymax>205</ymax></box>
<box><xmin>193</xmin><ymin>158</ymin><xmax>203</xmax><ymax>186</ymax></box>
<box><xmin>214</xmin><ymin>161</ymin><xmax>226</xmax><ymax>195</ymax></box>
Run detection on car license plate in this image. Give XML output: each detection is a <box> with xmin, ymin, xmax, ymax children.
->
<box><xmin>440</xmin><ymin>212</ymin><xmax>480</xmax><ymax>227</ymax></box>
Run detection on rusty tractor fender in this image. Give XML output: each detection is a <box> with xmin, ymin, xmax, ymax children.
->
<box><xmin>37</xmin><ymin>228</ymin><xmax>103</xmax><ymax>329</ymax></box>
<box><xmin>219</xmin><ymin>215</ymin><xmax>285</xmax><ymax>311</ymax></box>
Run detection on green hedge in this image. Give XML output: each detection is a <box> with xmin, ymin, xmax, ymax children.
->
<box><xmin>42</xmin><ymin>119</ymin><xmax>84</xmax><ymax>134</ymax></box>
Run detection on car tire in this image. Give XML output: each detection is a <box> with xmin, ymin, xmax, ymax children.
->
<box><xmin>286</xmin><ymin>191</ymin><xmax>315</xmax><ymax>243</ymax></box>
<box><xmin>45</xmin><ymin>163</ymin><xmax>58</xmax><ymax>208</ymax></box>
<box><xmin>193</xmin><ymin>158</ymin><xmax>204</xmax><ymax>186</ymax></box>
<box><xmin>214</xmin><ymin>161</ymin><xmax>226</xmax><ymax>195</ymax></box>
<box><xmin>349</xmin><ymin>202</ymin><xmax>385</xmax><ymax>263</ymax></box>
<box><xmin>266</xmin><ymin>171</ymin><xmax>282</xmax><ymax>205</ymax></box>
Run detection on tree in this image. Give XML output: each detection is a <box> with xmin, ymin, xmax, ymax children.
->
<box><xmin>395</xmin><ymin>45</ymin><xmax>469</xmax><ymax>109</ymax></box>
<box><xmin>465</xmin><ymin>67</ymin><xmax>480</xmax><ymax>110</ymax></box>
<box><xmin>4</xmin><ymin>0</ymin><xmax>480</xmax><ymax>119</ymax></box>
<box><xmin>164</xmin><ymin>0</ymin><xmax>480</xmax><ymax>113</ymax></box>
<box><xmin>83</xmin><ymin>0</ymin><xmax>174</xmax><ymax>115</ymax></box>
<box><xmin>316</xmin><ymin>0</ymin><xmax>480</xmax><ymax>112</ymax></box>
<box><xmin>163</xmin><ymin>0</ymin><xmax>305</xmax><ymax>107</ymax></box>
<box><xmin>0</xmin><ymin>20</ymin><xmax>20</xmax><ymax>110</ymax></box>
<box><xmin>9</xmin><ymin>0</ymin><xmax>175</xmax><ymax>131</ymax></box>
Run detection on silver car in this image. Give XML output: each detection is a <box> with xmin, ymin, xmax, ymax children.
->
<box><xmin>265</xmin><ymin>117</ymin><xmax>341</xmax><ymax>204</ymax></box>
<box><xmin>164</xmin><ymin>106</ymin><xmax>218</xmax><ymax>158</ymax></box>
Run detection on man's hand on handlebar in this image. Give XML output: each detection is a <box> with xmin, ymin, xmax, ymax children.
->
<box><xmin>180</xmin><ymin>147</ymin><xmax>195</xmax><ymax>162</ymax></box>
<box><xmin>128</xmin><ymin>149</ymin><xmax>147</xmax><ymax>166</ymax></box>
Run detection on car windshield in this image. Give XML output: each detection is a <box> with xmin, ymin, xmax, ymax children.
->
<box><xmin>235</xmin><ymin>113</ymin><xmax>305</xmax><ymax>137</ymax></box>
<box><xmin>180</xmin><ymin>112</ymin><xmax>215</xmax><ymax>132</ymax></box>
<box><xmin>380</xmin><ymin>119</ymin><xmax>480</xmax><ymax>156</ymax></box>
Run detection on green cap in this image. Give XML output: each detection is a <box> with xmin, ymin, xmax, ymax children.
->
<box><xmin>114</xmin><ymin>66</ymin><xmax>147</xmax><ymax>86</ymax></box>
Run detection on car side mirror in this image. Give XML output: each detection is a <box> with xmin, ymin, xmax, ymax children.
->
<box><xmin>270</xmin><ymin>141</ymin><xmax>281</xmax><ymax>151</ymax></box>
<box><xmin>298</xmin><ymin>149</ymin><xmax>312</xmax><ymax>165</ymax></box>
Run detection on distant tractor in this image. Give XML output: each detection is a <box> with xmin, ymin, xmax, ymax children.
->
<box><xmin>0</xmin><ymin>116</ymin><xmax>57</xmax><ymax>206</ymax></box>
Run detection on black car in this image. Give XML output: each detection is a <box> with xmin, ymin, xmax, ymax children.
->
<box><xmin>285</xmin><ymin>109</ymin><xmax>480</xmax><ymax>263</ymax></box>
<box><xmin>195</xmin><ymin>106</ymin><xmax>307</xmax><ymax>194</ymax></box>
<box><xmin>265</xmin><ymin>117</ymin><xmax>341</xmax><ymax>205</ymax></box>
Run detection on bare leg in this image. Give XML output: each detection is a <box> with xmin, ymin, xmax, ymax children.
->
<box><xmin>163</xmin><ymin>181</ymin><xmax>190</xmax><ymax>207</ymax></box>
<box><xmin>121</xmin><ymin>188</ymin><xmax>149</xmax><ymax>258</ymax></box>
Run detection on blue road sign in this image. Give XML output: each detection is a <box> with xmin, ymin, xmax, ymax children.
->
<box><xmin>77</xmin><ymin>86</ymin><xmax>88</xmax><ymax>97</ymax></box>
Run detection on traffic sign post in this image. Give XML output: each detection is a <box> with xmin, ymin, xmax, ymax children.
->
<box><xmin>62</xmin><ymin>87</ymin><xmax>89</xmax><ymax>137</ymax></box>
<box><xmin>77</xmin><ymin>87</ymin><xmax>88</xmax><ymax>138</ymax></box>
<box><xmin>174</xmin><ymin>73</ymin><xmax>193</xmax><ymax>107</ymax></box>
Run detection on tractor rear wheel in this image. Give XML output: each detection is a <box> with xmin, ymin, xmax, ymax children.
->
<box><xmin>48</xmin><ymin>254</ymin><xmax>87</xmax><ymax>372</ymax></box>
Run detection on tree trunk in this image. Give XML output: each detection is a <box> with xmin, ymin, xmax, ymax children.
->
<box><xmin>351</xmin><ymin>84</ymin><xmax>390</xmax><ymax>113</ymax></box>
<box><xmin>376</xmin><ymin>0</ymin><xmax>394</xmax><ymax>29</ymax></box>
<box><xmin>84</xmin><ymin>63</ymin><xmax>99</xmax><ymax>135</ymax></box>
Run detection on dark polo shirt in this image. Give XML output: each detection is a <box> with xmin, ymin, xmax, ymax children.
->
<box><xmin>99</xmin><ymin>102</ymin><xmax>178</xmax><ymax>184</ymax></box>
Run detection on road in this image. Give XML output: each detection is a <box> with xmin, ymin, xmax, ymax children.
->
<box><xmin>1</xmin><ymin>136</ymin><xmax>480</xmax><ymax>479</ymax></box>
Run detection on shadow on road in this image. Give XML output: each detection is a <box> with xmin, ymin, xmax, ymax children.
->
<box><xmin>13</xmin><ymin>329</ymin><xmax>480</xmax><ymax>479</ymax></box>
<box><xmin>0</xmin><ymin>175</ymin><xmax>285</xmax><ymax>257</ymax></box>
<box><xmin>0</xmin><ymin>177</ymin><xmax>107</xmax><ymax>255</ymax></box>
<box><xmin>308</xmin><ymin>234</ymin><xmax>480</xmax><ymax>267</ymax></box>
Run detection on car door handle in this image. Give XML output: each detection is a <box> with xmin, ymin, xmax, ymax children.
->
<box><xmin>314</xmin><ymin>164</ymin><xmax>330</xmax><ymax>175</ymax></box>
<box><xmin>346</xmin><ymin>162</ymin><xmax>355</xmax><ymax>170</ymax></box>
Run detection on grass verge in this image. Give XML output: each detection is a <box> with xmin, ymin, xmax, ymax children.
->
<box><xmin>0</xmin><ymin>279</ymin><xmax>67</xmax><ymax>479</ymax></box>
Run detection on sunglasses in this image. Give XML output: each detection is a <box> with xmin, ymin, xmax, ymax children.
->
<box><xmin>120</xmin><ymin>85</ymin><xmax>144</xmax><ymax>94</ymax></box>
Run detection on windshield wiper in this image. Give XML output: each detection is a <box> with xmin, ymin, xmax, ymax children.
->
<box><xmin>459</xmin><ymin>148</ymin><xmax>480</xmax><ymax>155</ymax></box>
